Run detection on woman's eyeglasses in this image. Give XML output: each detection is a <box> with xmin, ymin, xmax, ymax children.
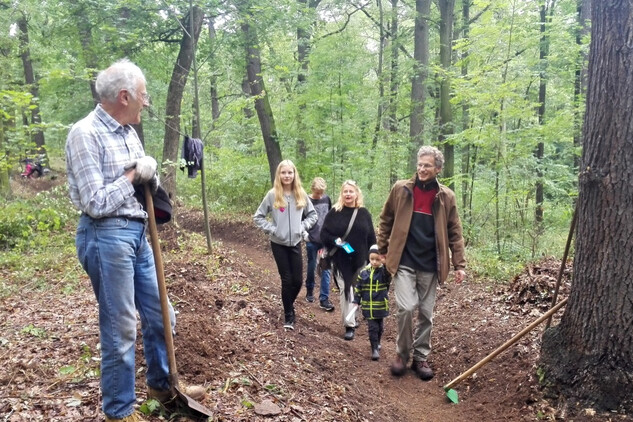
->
<box><xmin>343</xmin><ymin>180</ymin><xmax>357</xmax><ymax>186</ymax></box>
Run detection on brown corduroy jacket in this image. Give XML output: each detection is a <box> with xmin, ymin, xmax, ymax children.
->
<box><xmin>376</xmin><ymin>176</ymin><xmax>466</xmax><ymax>283</ymax></box>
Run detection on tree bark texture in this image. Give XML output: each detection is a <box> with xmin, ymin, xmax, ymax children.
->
<box><xmin>540</xmin><ymin>1</ymin><xmax>633</xmax><ymax>412</ymax></box>
<box><xmin>160</xmin><ymin>6</ymin><xmax>204</xmax><ymax>199</ymax></box>
<box><xmin>409</xmin><ymin>0</ymin><xmax>431</xmax><ymax>172</ymax></box>
<box><xmin>241</xmin><ymin>15</ymin><xmax>282</xmax><ymax>184</ymax></box>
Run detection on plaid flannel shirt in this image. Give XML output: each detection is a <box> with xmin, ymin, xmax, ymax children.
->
<box><xmin>65</xmin><ymin>104</ymin><xmax>147</xmax><ymax>219</ymax></box>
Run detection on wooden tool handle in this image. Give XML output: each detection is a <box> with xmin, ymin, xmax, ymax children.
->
<box><xmin>444</xmin><ymin>297</ymin><xmax>568</xmax><ymax>390</ymax></box>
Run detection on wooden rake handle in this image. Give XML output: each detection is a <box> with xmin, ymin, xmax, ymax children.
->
<box><xmin>443</xmin><ymin>297</ymin><xmax>568</xmax><ymax>391</ymax></box>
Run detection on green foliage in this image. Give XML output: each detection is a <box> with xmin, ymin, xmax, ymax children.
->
<box><xmin>139</xmin><ymin>399</ymin><xmax>162</xmax><ymax>416</ymax></box>
<box><xmin>0</xmin><ymin>185</ymin><xmax>74</xmax><ymax>251</ymax></box>
<box><xmin>21</xmin><ymin>323</ymin><xmax>47</xmax><ymax>338</ymax></box>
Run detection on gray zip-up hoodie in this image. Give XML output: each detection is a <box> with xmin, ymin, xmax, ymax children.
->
<box><xmin>254</xmin><ymin>190</ymin><xmax>317</xmax><ymax>247</ymax></box>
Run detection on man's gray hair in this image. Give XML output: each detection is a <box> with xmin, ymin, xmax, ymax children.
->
<box><xmin>417</xmin><ymin>145</ymin><xmax>444</xmax><ymax>169</ymax></box>
<box><xmin>95</xmin><ymin>58</ymin><xmax>146</xmax><ymax>103</ymax></box>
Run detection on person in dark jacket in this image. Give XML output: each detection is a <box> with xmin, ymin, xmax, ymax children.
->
<box><xmin>377</xmin><ymin>145</ymin><xmax>466</xmax><ymax>381</ymax></box>
<box><xmin>304</xmin><ymin>177</ymin><xmax>335</xmax><ymax>311</ymax></box>
<box><xmin>321</xmin><ymin>180</ymin><xmax>376</xmax><ymax>341</ymax></box>
<box><xmin>354</xmin><ymin>245</ymin><xmax>391</xmax><ymax>360</ymax></box>
<box><xmin>254</xmin><ymin>160</ymin><xmax>317</xmax><ymax>330</ymax></box>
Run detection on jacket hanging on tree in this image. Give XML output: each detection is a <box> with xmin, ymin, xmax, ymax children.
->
<box><xmin>181</xmin><ymin>135</ymin><xmax>203</xmax><ymax>178</ymax></box>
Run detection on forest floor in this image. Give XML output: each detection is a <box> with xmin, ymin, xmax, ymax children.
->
<box><xmin>1</xmin><ymin>176</ymin><xmax>629</xmax><ymax>422</ymax></box>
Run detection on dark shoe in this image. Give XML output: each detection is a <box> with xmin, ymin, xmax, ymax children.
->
<box><xmin>371</xmin><ymin>346</ymin><xmax>380</xmax><ymax>361</ymax></box>
<box><xmin>390</xmin><ymin>355</ymin><xmax>407</xmax><ymax>376</ymax></box>
<box><xmin>319</xmin><ymin>299</ymin><xmax>335</xmax><ymax>312</ymax></box>
<box><xmin>412</xmin><ymin>360</ymin><xmax>434</xmax><ymax>381</ymax></box>
<box><xmin>305</xmin><ymin>289</ymin><xmax>315</xmax><ymax>303</ymax></box>
<box><xmin>344</xmin><ymin>327</ymin><xmax>355</xmax><ymax>341</ymax></box>
<box><xmin>283</xmin><ymin>310</ymin><xmax>295</xmax><ymax>330</ymax></box>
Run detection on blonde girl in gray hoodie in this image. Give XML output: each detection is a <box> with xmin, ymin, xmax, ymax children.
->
<box><xmin>254</xmin><ymin>160</ymin><xmax>317</xmax><ymax>330</ymax></box>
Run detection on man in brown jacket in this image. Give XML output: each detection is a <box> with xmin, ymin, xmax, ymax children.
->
<box><xmin>377</xmin><ymin>145</ymin><xmax>466</xmax><ymax>381</ymax></box>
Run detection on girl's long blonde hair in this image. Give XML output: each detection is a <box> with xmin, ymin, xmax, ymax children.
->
<box><xmin>273</xmin><ymin>160</ymin><xmax>307</xmax><ymax>209</ymax></box>
<box><xmin>332</xmin><ymin>180</ymin><xmax>364</xmax><ymax>211</ymax></box>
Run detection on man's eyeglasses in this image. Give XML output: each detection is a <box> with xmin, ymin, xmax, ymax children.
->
<box><xmin>140</xmin><ymin>92</ymin><xmax>151</xmax><ymax>105</ymax></box>
<box><xmin>417</xmin><ymin>163</ymin><xmax>436</xmax><ymax>169</ymax></box>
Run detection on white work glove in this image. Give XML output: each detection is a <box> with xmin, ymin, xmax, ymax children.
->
<box><xmin>124</xmin><ymin>156</ymin><xmax>157</xmax><ymax>185</ymax></box>
<box><xmin>302</xmin><ymin>231</ymin><xmax>310</xmax><ymax>242</ymax></box>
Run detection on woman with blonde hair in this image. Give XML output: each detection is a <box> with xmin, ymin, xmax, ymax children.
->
<box><xmin>254</xmin><ymin>160</ymin><xmax>317</xmax><ymax>330</ymax></box>
<box><xmin>320</xmin><ymin>180</ymin><xmax>376</xmax><ymax>340</ymax></box>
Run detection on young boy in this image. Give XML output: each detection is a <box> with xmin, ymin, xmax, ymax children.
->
<box><xmin>304</xmin><ymin>177</ymin><xmax>335</xmax><ymax>311</ymax></box>
<box><xmin>354</xmin><ymin>245</ymin><xmax>391</xmax><ymax>360</ymax></box>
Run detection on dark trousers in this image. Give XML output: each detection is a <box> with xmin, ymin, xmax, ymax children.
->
<box><xmin>271</xmin><ymin>241</ymin><xmax>303</xmax><ymax>319</ymax></box>
<box><xmin>367</xmin><ymin>318</ymin><xmax>384</xmax><ymax>347</ymax></box>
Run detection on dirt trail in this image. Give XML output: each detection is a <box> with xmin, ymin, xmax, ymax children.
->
<box><xmin>2</xmin><ymin>182</ymin><xmax>610</xmax><ymax>421</ymax></box>
<box><xmin>169</xmin><ymin>210</ymin><xmax>573</xmax><ymax>422</ymax></box>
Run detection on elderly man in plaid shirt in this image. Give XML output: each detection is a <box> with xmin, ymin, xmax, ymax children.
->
<box><xmin>65</xmin><ymin>59</ymin><xmax>203</xmax><ymax>422</ymax></box>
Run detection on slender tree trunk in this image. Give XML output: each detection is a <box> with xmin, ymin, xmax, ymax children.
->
<box><xmin>540</xmin><ymin>1</ymin><xmax>633</xmax><ymax>412</ymax></box>
<box><xmin>160</xmin><ymin>6</ymin><xmax>204</xmax><ymax>199</ymax></box>
<box><xmin>0</xmin><ymin>117</ymin><xmax>9</xmax><ymax>197</ymax></box>
<box><xmin>535</xmin><ymin>1</ymin><xmax>550</xmax><ymax>224</ymax></box>
<box><xmin>74</xmin><ymin>5</ymin><xmax>99</xmax><ymax>105</ymax></box>
<box><xmin>388</xmin><ymin>0</ymin><xmax>399</xmax><ymax>134</ymax></box>
<box><xmin>369</xmin><ymin>0</ymin><xmax>388</xmax><ymax>190</ymax></box>
<box><xmin>573</xmin><ymin>0</ymin><xmax>591</xmax><ymax>171</ymax></box>
<box><xmin>17</xmin><ymin>14</ymin><xmax>45</xmax><ymax>154</ymax></box>
<box><xmin>241</xmin><ymin>12</ymin><xmax>282</xmax><ymax>184</ymax></box>
<box><xmin>295</xmin><ymin>0</ymin><xmax>321</xmax><ymax>159</ymax></box>
<box><xmin>460</xmin><ymin>0</ymin><xmax>471</xmax><ymax>221</ymax></box>
<box><xmin>409</xmin><ymin>0</ymin><xmax>431</xmax><ymax>173</ymax></box>
<box><xmin>437</xmin><ymin>0</ymin><xmax>455</xmax><ymax>190</ymax></box>
<box><xmin>208</xmin><ymin>18</ymin><xmax>220</xmax><ymax>129</ymax></box>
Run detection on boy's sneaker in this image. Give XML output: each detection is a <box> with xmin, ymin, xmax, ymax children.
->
<box><xmin>319</xmin><ymin>299</ymin><xmax>335</xmax><ymax>312</ymax></box>
<box><xmin>283</xmin><ymin>320</ymin><xmax>295</xmax><ymax>330</ymax></box>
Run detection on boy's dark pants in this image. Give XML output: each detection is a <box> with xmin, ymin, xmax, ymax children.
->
<box><xmin>367</xmin><ymin>318</ymin><xmax>384</xmax><ymax>346</ymax></box>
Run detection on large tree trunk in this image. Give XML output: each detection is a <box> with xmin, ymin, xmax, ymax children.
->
<box><xmin>409</xmin><ymin>0</ymin><xmax>431</xmax><ymax>172</ymax></box>
<box><xmin>160</xmin><ymin>6</ymin><xmax>204</xmax><ymax>199</ymax></box>
<box><xmin>540</xmin><ymin>1</ymin><xmax>633</xmax><ymax>413</ymax></box>
<box><xmin>437</xmin><ymin>0</ymin><xmax>455</xmax><ymax>190</ymax></box>
<box><xmin>240</xmin><ymin>11</ymin><xmax>282</xmax><ymax>184</ymax></box>
<box><xmin>17</xmin><ymin>14</ymin><xmax>45</xmax><ymax>154</ymax></box>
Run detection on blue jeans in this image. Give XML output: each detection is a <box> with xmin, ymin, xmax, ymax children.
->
<box><xmin>305</xmin><ymin>241</ymin><xmax>331</xmax><ymax>302</ymax></box>
<box><xmin>76</xmin><ymin>215</ymin><xmax>174</xmax><ymax>419</ymax></box>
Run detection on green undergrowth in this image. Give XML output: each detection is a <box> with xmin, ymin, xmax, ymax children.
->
<box><xmin>0</xmin><ymin>185</ymin><xmax>80</xmax><ymax>299</ymax></box>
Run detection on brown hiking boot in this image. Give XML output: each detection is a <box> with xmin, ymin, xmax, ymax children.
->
<box><xmin>390</xmin><ymin>355</ymin><xmax>407</xmax><ymax>376</ymax></box>
<box><xmin>105</xmin><ymin>411</ymin><xmax>147</xmax><ymax>422</ymax></box>
<box><xmin>411</xmin><ymin>360</ymin><xmax>434</xmax><ymax>381</ymax></box>
<box><xmin>148</xmin><ymin>383</ymin><xmax>206</xmax><ymax>404</ymax></box>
